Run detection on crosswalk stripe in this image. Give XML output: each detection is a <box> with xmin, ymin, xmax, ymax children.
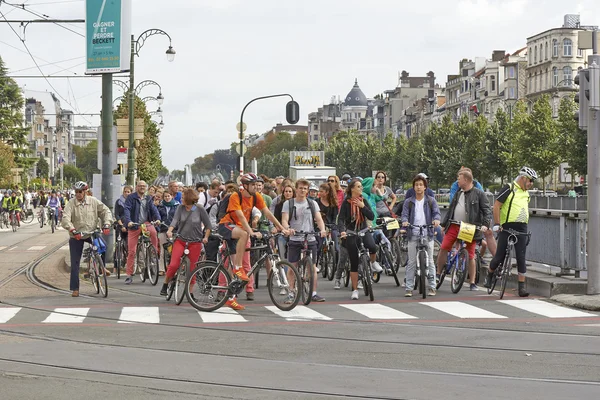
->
<box><xmin>265</xmin><ymin>305</ymin><xmax>332</xmax><ymax>321</ymax></box>
<box><xmin>43</xmin><ymin>308</ymin><xmax>90</xmax><ymax>323</ymax></box>
<box><xmin>0</xmin><ymin>246</ymin><xmax>6</xmax><ymax>251</ymax></box>
<box><xmin>498</xmin><ymin>299</ymin><xmax>596</xmax><ymax>318</ymax></box>
<box><xmin>198</xmin><ymin>308</ymin><xmax>247</xmax><ymax>323</ymax></box>
<box><xmin>60</xmin><ymin>245</ymin><xmax>69</xmax><ymax>250</ymax></box>
<box><xmin>27</xmin><ymin>245</ymin><xmax>46</xmax><ymax>251</ymax></box>
<box><xmin>0</xmin><ymin>308</ymin><xmax>21</xmax><ymax>323</ymax></box>
<box><xmin>422</xmin><ymin>301</ymin><xmax>507</xmax><ymax>319</ymax></box>
<box><xmin>118</xmin><ymin>307</ymin><xmax>160</xmax><ymax>324</ymax></box>
<box><xmin>340</xmin><ymin>303</ymin><xmax>418</xmax><ymax>319</ymax></box>
<box><xmin>8</xmin><ymin>247</ymin><xmax>17</xmax><ymax>251</ymax></box>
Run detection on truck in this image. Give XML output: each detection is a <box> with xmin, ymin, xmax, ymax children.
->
<box><xmin>288</xmin><ymin>151</ymin><xmax>336</xmax><ymax>186</ymax></box>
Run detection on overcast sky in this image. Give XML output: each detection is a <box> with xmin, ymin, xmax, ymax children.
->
<box><xmin>1</xmin><ymin>0</ymin><xmax>598</xmax><ymax>170</ymax></box>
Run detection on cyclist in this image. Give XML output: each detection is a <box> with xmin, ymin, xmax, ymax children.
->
<box><xmin>373</xmin><ymin>171</ymin><xmax>397</xmax><ymax>218</ymax></box>
<box><xmin>318</xmin><ymin>182</ymin><xmax>341</xmax><ymax>287</ymax></box>
<box><xmin>327</xmin><ymin>175</ymin><xmax>344</xmax><ymax>209</ymax></box>
<box><xmin>61</xmin><ymin>181</ymin><xmax>113</xmax><ymax>297</ymax></box>
<box><xmin>361</xmin><ymin>177</ymin><xmax>385</xmax><ymax>273</ymax></box>
<box><xmin>123</xmin><ymin>180</ymin><xmax>161</xmax><ymax>285</ymax></box>
<box><xmin>217</xmin><ymin>173</ymin><xmax>288</xmax><ymax>310</ymax></box>
<box><xmin>6</xmin><ymin>191</ymin><xmax>23</xmax><ymax>227</ymax></box>
<box><xmin>338</xmin><ymin>178</ymin><xmax>378</xmax><ymax>300</ymax></box>
<box><xmin>114</xmin><ymin>185</ymin><xmax>133</xmax><ymax>242</ymax></box>
<box><xmin>484</xmin><ymin>167</ymin><xmax>537</xmax><ymax>297</ymax></box>
<box><xmin>281</xmin><ymin>179</ymin><xmax>327</xmax><ymax>303</ymax></box>
<box><xmin>308</xmin><ymin>183</ymin><xmax>319</xmax><ymax>201</ymax></box>
<box><xmin>157</xmin><ymin>190</ymin><xmax>180</xmax><ymax>275</ymax></box>
<box><xmin>160</xmin><ymin>188</ymin><xmax>212</xmax><ymax>296</ymax></box>
<box><xmin>1</xmin><ymin>189</ymin><xmax>10</xmax><ymax>214</ymax></box>
<box><xmin>273</xmin><ymin>183</ymin><xmax>295</xmax><ymax>260</ymax></box>
<box><xmin>46</xmin><ymin>190</ymin><xmax>61</xmax><ymax>227</ymax></box>
<box><xmin>436</xmin><ymin>169</ymin><xmax>491</xmax><ymax>291</ymax></box>
<box><xmin>401</xmin><ymin>174</ymin><xmax>441</xmax><ymax>297</ymax></box>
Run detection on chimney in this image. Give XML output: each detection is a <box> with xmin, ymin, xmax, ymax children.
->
<box><xmin>492</xmin><ymin>50</ymin><xmax>506</xmax><ymax>62</ymax></box>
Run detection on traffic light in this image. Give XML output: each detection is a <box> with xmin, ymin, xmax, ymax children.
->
<box><xmin>574</xmin><ymin>68</ymin><xmax>589</xmax><ymax>130</ymax></box>
<box><xmin>286</xmin><ymin>100</ymin><xmax>300</xmax><ymax>125</ymax></box>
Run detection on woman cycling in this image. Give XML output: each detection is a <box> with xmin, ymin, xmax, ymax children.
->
<box><xmin>327</xmin><ymin>175</ymin><xmax>344</xmax><ymax>209</ymax></box>
<box><xmin>157</xmin><ymin>191</ymin><xmax>180</xmax><ymax>276</ymax></box>
<box><xmin>273</xmin><ymin>183</ymin><xmax>295</xmax><ymax>260</ymax></box>
<box><xmin>45</xmin><ymin>190</ymin><xmax>61</xmax><ymax>227</ymax></box>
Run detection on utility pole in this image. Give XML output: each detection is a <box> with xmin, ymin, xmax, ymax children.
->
<box><xmin>101</xmin><ymin>74</ymin><xmax>114</xmax><ymax>263</ymax></box>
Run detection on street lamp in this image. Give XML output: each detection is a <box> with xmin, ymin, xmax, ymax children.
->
<box><xmin>166</xmin><ymin>46</ymin><xmax>176</xmax><ymax>62</ymax></box>
<box><xmin>156</xmin><ymin>92</ymin><xmax>164</xmax><ymax>105</ymax></box>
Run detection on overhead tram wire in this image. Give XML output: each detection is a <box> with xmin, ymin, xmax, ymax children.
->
<box><xmin>0</xmin><ymin>39</ymin><xmax>85</xmax><ymax>76</ymax></box>
<box><xmin>7</xmin><ymin>55</ymin><xmax>82</xmax><ymax>73</ymax></box>
<box><xmin>1</xmin><ymin>0</ymin><xmax>84</xmax><ymax>37</ymax></box>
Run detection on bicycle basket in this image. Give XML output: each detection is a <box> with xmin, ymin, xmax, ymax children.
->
<box><xmin>93</xmin><ymin>237</ymin><xmax>107</xmax><ymax>254</ymax></box>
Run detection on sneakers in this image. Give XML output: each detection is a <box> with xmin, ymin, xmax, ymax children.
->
<box><xmin>160</xmin><ymin>283</ymin><xmax>168</xmax><ymax>296</ymax></box>
<box><xmin>518</xmin><ymin>282</ymin><xmax>529</xmax><ymax>297</ymax></box>
<box><xmin>233</xmin><ymin>267</ymin><xmax>250</xmax><ymax>282</ymax></box>
<box><xmin>284</xmin><ymin>293</ymin><xmax>295</xmax><ymax>304</ymax></box>
<box><xmin>351</xmin><ymin>290</ymin><xmax>359</xmax><ymax>300</ymax></box>
<box><xmin>435</xmin><ymin>274</ymin><xmax>440</xmax><ymax>285</ymax></box>
<box><xmin>312</xmin><ymin>294</ymin><xmax>325</xmax><ymax>302</ymax></box>
<box><xmin>371</xmin><ymin>261</ymin><xmax>383</xmax><ymax>273</ymax></box>
<box><xmin>71</xmin><ymin>290</ymin><xmax>79</xmax><ymax>297</ymax></box>
<box><xmin>483</xmin><ymin>271</ymin><xmax>494</xmax><ymax>288</ymax></box>
<box><xmin>246</xmin><ymin>292</ymin><xmax>254</xmax><ymax>301</ymax></box>
<box><xmin>357</xmin><ymin>280</ymin><xmax>363</xmax><ymax>290</ymax></box>
<box><xmin>225</xmin><ymin>298</ymin><xmax>245</xmax><ymax>311</ymax></box>
<box><xmin>470</xmin><ymin>283</ymin><xmax>479</xmax><ymax>291</ymax></box>
<box><xmin>405</xmin><ymin>290</ymin><xmax>412</xmax><ymax>297</ymax></box>
<box><xmin>279</xmin><ymin>288</ymin><xmax>287</xmax><ymax>295</ymax></box>
<box><xmin>104</xmin><ymin>269</ymin><xmax>111</xmax><ymax>277</ymax></box>
<box><xmin>428</xmin><ymin>288</ymin><xmax>436</xmax><ymax>296</ymax></box>
<box><xmin>333</xmin><ymin>280</ymin><xmax>341</xmax><ymax>290</ymax></box>
<box><xmin>124</xmin><ymin>276</ymin><xmax>133</xmax><ymax>285</ymax></box>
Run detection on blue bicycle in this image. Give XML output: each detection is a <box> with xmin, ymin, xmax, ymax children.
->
<box><xmin>436</xmin><ymin>220</ymin><xmax>481</xmax><ymax>293</ymax></box>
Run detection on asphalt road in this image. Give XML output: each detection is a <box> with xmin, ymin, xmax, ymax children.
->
<box><xmin>0</xmin><ymin>222</ymin><xmax>599</xmax><ymax>400</ymax></box>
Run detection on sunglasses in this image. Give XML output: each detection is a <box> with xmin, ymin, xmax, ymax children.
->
<box><xmin>328</xmin><ymin>179</ymin><xmax>336</xmax><ymax>183</ymax></box>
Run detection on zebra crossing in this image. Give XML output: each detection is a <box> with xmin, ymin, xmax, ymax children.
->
<box><xmin>0</xmin><ymin>299</ymin><xmax>596</xmax><ymax>326</ymax></box>
<box><xmin>0</xmin><ymin>245</ymin><xmax>68</xmax><ymax>252</ymax></box>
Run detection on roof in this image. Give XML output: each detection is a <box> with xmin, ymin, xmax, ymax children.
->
<box><xmin>344</xmin><ymin>79</ymin><xmax>368</xmax><ymax>107</ymax></box>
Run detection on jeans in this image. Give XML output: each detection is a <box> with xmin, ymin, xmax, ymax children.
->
<box><xmin>373</xmin><ymin>229</ymin><xmax>390</xmax><ymax>248</ymax></box>
<box><xmin>69</xmin><ymin>237</ymin><xmax>106</xmax><ymax>291</ymax></box>
<box><xmin>277</xmin><ymin>235</ymin><xmax>288</xmax><ymax>261</ymax></box>
<box><xmin>406</xmin><ymin>238</ymin><xmax>435</xmax><ymax>290</ymax></box>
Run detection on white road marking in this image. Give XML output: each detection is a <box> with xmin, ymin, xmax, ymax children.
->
<box><xmin>265</xmin><ymin>305</ymin><xmax>332</xmax><ymax>321</ymax></box>
<box><xmin>8</xmin><ymin>247</ymin><xmax>17</xmax><ymax>251</ymax></box>
<box><xmin>198</xmin><ymin>308</ymin><xmax>247</xmax><ymax>323</ymax></box>
<box><xmin>422</xmin><ymin>301</ymin><xmax>507</xmax><ymax>319</ymax></box>
<box><xmin>498</xmin><ymin>299</ymin><xmax>597</xmax><ymax>318</ymax></box>
<box><xmin>577</xmin><ymin>323</ymin><xmax>600</xmax><ymax>327</ymax></box>
<box><xmin>118</xmin><ymin>307</ymin><xmax>160</xmax><ymax>324</ymax></box>
<box><xmin>27</xmin><ymin>246</ymin><xmax>46</xmax><ymax>251</ymax></box>
<box><xmin>0</xmin><ymin>246</ymin><xmax>6</xmax><ymax>251</ymax></box>
<box><xmin>0</xmin><ymin>308</ymin><xmax>21</xmax><ymax>323</ymax></box>
<box><xmin>340</xmin><ymin>303</ymin><xmax>418</xmax><ymax>319</ymax></box>
<box><xmin>43</xmin><ymin>308</ymin><xmax>90</xmax><ymax>323</ymax></box>
<box><xmin>60</xmin><ymin>245</ymin><xmax>69</xmax><ymax>250</ymax></box>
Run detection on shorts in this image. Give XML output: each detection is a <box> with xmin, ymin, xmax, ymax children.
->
<box><xmin>441</xmin><ymin>224</ymin><xmax>476</xmax><ymax>259</ymax></box>
<box><xmin>287</xmin><ymin>240</ymin><xmax>318</xmax><ymax>263</ymax></box>
<box><xmin>217</xmin><ymin>223</ymin><xmax>238</xmax><ymax>255</ymax></box>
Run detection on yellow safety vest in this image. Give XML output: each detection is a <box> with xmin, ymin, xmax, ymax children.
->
<box><xmin>500</xmin><ymin>180</ymin><xmax>530</xmax><ymax>224</ymax></box>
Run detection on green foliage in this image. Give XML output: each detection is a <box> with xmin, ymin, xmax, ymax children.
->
<box><xmin>62</xmin><ymin>164</ymin><xmax>85</xmax><ymax>184</ymax></box>
<box><xmin>72</xmin><ymin>141</ymin><xmax>99</xmax><ymax>182</ymax></box>
<box><xmin>0</xmin><ymin>142</ymin><xmax>16</xmax><ymax>187</ymax></box>
<box><xmin>36</xmin><ymin>155</ymin><xmax>49</xmax><ymax>179</ymax></box>
<box><xmin>557</xmin><ymin>95</ymin><xmax>587</xmax><ymax>178</ymax></box>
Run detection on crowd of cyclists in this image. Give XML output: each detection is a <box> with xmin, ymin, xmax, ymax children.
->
<box><xmin>3</xmin><ymin>163</ymin><xmax>539</xmax><ymax>307</ymax></box>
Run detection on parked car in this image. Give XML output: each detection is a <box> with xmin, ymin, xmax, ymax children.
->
<box><xmin>437</xmin><ymin>188</ymin><xmax>451</xmax><ymax>195</ymax></box>
<box><xmin>528</xmin><ymin>189</ymin><xmax>558</xmax><ymax>197</ymax></box>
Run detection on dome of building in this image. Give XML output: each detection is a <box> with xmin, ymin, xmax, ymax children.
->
<box><xmin>344</xmin><ymin>79</ymin><xmax>368</xmax><ymax>107</ymax></box>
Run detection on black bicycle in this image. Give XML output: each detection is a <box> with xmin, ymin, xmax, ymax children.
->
<box><xmin>293</xmin><ymin>231</ymin><xmax>320</xmax><ymax>305</ymax></box>
<box><xmin>487</xmin><ymin>228</ymin><xmax>531</xmax><ymax>299</ymax></box>
<box><xmin>346</xmin><ymin>224</ymin><xmax>386</xmax><ymax>302</ymax></box>
<box><xmin>405</xmin><ymin>223</ymin><xmax>435</xmax><ymax>299</ymax></box>
<box><xmin>113</xmin><ymin>222</ymin><xmax>128</xmax><ymax>279</ymax></box>
<box><xmin>81</xmin><ymin>230</ymin><xmax>108</xmax><ymax>297</ymax></box>
<box><xmin>129</xmin><ymin>222</ymin><xmax>160</xmax><ymax>286</ymax></box>
<box><xmin>165</xmin><ymin>234</ymin><xmax>200</xmax><ymax>305</ymax></box>
<box><xmin>319</xmin><ymin>224</ymin><xmax>339</xmax><ymax>281</ymax></box>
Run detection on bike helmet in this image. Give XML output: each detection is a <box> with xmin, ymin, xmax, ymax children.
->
<box><xmin>417</xmin><ymin>172</ymin><xmax>428</xmax><ymax>180</ymax></box>
<box><xmin>256</xmin><ymin>176</ymin><xmax>264</xmax><ymax>183</ymax></box>
<box><xmin>6</xmin><ymin>189</ymin><xmax>12</xmax><ymax>195</ymax></box>
<box><xmin>240</xmin><ymin>173</ymin><xmax>259</xmax><ymax>184</ymax></box>
<box><xmin>354</xmin><ymin>176</ymin><xmax>363</xmax><ymax>182</ymax></box>
<box><xmin>309</xmin><ymin>183</ymin><xmax>318</xmax><ymax>192</ymax></box>
<box><xmin>341</xmin><ymin>173</ymin><xmax>351</xmax><ymax>181</ymax></box>
<box><xmin>73</xmin><ymin>181</ymin><xmax>88</xmax><ymax>191</ymax></box>
<box><xmin>340</xmin><ymin>180</ymin><xmax>348</xmax><ymax>188</ymax></box>
<box><xmin>519</xmin><ymin>167</ymin><xmax>538</xmax><ymax>181</ymax></box>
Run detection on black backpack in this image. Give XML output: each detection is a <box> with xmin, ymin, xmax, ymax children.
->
<box><xmin>288</xmin><ymin>198</ymin><xmax>318</xmax><ymax>229</ymax></box>
<box><xmin>216</xmin><ymin>191</ymin><xmax>256</xmax><ymax>223</ymax></box>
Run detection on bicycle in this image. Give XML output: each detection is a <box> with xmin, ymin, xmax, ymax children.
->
<box><xmin>8</xmin><ymin>210</ymin><xmax>19</xmax><ymax>232</ymax></box>
<box><xmin>38</xmin><ymin>206</ymin><xmax>46</xmax><ymax>228</ymax></box>
<box><xmin>0</xmin><ymin>210</ymin><xmax>9</xmax><ymax>229</ymax></box>
<box><xmin>80</xmin><ymin>230</ymin><xmax>108</xmax><ymax>297</ymax></box>
<box><xmin>185</xmin><ymin>232</ymin><xmax>301</xmax><ymax>312</ymax></box>
<box><xmin>404</xmin><ymin>223</ymin><xmax>435</xmax><ymax>299</ymax></box>
<box><xmin>130</xmin><ymin>222</ymin><xmax>160</xmax><ymax>286</ymax></box>
<box><xmin>436</xmin><ymin>220</ymin><xmax>482</xmax><ymax>294</ymax></box>
<box><xmin>113</xmin><ymin>222</ymin><xmax>128</xmax><ymax>279</ymax></box>
<box><xmin>19</xmin><ymin>209</ymin><xmax>34</xmax><ymax>224</ymax></box>
<box><xmin>292</xmin><ymin>231</ymin><xmax>320</xmax><ymax>305</ymax></box>
<box><xmin>319</xmin><ymin>224</ymin><xmax>339</xmax><ymax>282</ymax></box>
<box><xmin>487</xmin><ymin>228</ymin><xmax>531</xmax><ymax>299</ymax></box>
<box><xmin>47</xmin><ymin>207</ymin><xmax>57</xmax><ymax>234</ymax></box>
<box><xmin>165</xmin><ymin>234</ymin><xmax>201</xmax><ymax>305</ymax></box>
<box><xmin>371</xmin><ymin>223</ymin><xmax>400</xmax><ymax>287</ymax></box>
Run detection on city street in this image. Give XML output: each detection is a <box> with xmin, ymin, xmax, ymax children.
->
<box><xmin>0</xmin><ymin>222</ymin><xmax>598</xmax><ymax>399</ymax></box>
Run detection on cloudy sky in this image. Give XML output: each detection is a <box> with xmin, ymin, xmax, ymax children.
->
<box><xmin>1</xmin><ymin>0</ymin><xmax>598</xmax><ymax>170</ymax></box>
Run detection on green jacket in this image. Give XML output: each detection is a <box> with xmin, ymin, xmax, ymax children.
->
<box><xmin>361</xmin><ymin>177</ymin><xmax>384</xmax><ymax>227</ymax></box>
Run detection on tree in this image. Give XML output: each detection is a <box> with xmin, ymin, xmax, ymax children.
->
<box><xmin>486</xmin><ymin>108</ymin><xmax>513</xmax><ymax>184</ymax></box>
<box><xmin>517</xmin><ymin>95</ymin><xmax>562</xmax><ymax>192</ymax></box>
<box><xmin>36</xmin><ymin>155</ymin><xmax>49</xmax><ymax>179</ymax></box>
<box><xmin>62</xmin><ymin>164</ymin><xmax>85</xmax><ymax>184</ymax></box>
<box><xmin>558</xmin><ymin>95</ymin><xmax>587</xmax><ymax>181</ymax></box>
<box><xmin>0</xmin><ymin>142</ymin><xmax>16</xmax><ymax>187</ymax></box>
<box><xmin>72</xmin><ymin>141</ymin><xmax>99</xmax><ymax>182</ymax></box>
<box><xmin>0</xmin><ymin>56</ymin><xmax>32</xmax><ymax>168</ymax></box>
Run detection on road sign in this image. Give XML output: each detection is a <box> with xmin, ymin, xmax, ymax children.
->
<box><xmin>117</xmin><ymin>147</ymin><xmax>128</xmax><ymax>164</ymax></box>
<box><xmin>235</xmin><ymin>143</ymin><xmax>246</xmax><ymax>156</ymax></box>
<box><xmin>236</xmin><ymin>122</ymin><xmax>247</xmax><ymax>133</ymax></box>
<box><xmin>116</xmin><ymin>118</ymin><xmax>144</xmax><ymax>140</ymax></box>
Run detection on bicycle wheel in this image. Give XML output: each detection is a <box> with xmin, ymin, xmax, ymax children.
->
<box><xmin>419</xmin><ymin>251</ymin><xmax>427</xmax><ymax>299</ymax></box>
<box><xmin>166</xmin><ymin>279</ymin><xmax>175</xmax><ymax>301</ymax></box>
<box><xmin>382</xmin><ymin>245</ymin><xmax>400</xmax><ymax>286</ymax></box>
<box><xmin>89</xmin><ymin>256</ymin><xmax>100</xmax><ymax>294</ymax></box>
<box><xmin>268</xmin><ymin>260</ymin><xmax>301</xmax><ymax>311</ymax></box>
<box><xmin>39</xmin><ymin>212</ymin><xmax>44</xmax><ymax>228</ymax></box>
<box><xmin>321</xmin><ymin>248</ymin><xmax>329</xmax><ymax>279</ymax></box>
<box><xmin>475</xmin><ymin>251</ymin><xmax>481</xmax><ymax>284</ymax></box>
<box><xmin>398</xmin><ymin>237</ymin><xmax>409</xmax><ymax>273</ymax></box>
<box><xmin>50</xmin><ymin>217</ymin><xmax>55</xmax><ymax>234</ymax></box>
<box><xmin>327</xmin><ymin>244</ymin><xmax>336</xmax><ymax>281</ymax></box>
<box><xmin>116</xmin><ymin>241</ymin><xmax>124</xmax><ymax>280</ymax></box>
<box><xmin>175</xmin><ymin>256</ymin><xmax>189</xmax><ymax>305</ymax></box>
<box><xmin>498</xmin><ymin>251</ymin><xmax>512</xmax><ymax>299</ymax></box>
<box><xmin>300</xmin><ymin>257</ymin><xmax>314</xmax><ymax>305</ymax></box>
<box><xmin>96</xmin><ymin>254</ymin><xmax>108</xmax><ymax>298</ymax></box>
<box><xmin>372</xmin><ymin>270</ymin><xmax>381</xmax><ymax>283</ymax></box>
<box><xmin>186</xmin><ymin>261</ymin><xmax>231</xmax><ymax>312</ymax></box>
<box><xmin>146</xmin><ymin>244</ymin><xmax>159</xmax><ymax>286</ymax></box>
<box><xmin>450</xmin><ymin>249</ymin><xmax>469</xmax><ymax>294</ymax></box>
<box><xmin>390</xmin><ymin>238</ymin><xmax>402</xmax><ymax>274</ymax></box>
<box><xmin>487</xmin><ymin>270</ymin><xmax>498</xmax><ymax>294</ymax></box>
<box><xmin>436</xmin><ymin>267</ymin><xmax>447</xmax><ymax>290</ymax></box>
<box><xmin>136</xmin><ymin>244</ymin><xmax>146</xmax><ymax>282</ymax></box>
<box><xmin>360</xmin><ymin>253</ymin><xmax>374</xmax><ymax>301</ymax></box>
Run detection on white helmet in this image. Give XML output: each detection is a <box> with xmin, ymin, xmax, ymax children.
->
<box><xmin>519</xmin><ymin>167</ymin><xmax>538</xmax><ymax>181</ymax></box>
<box><xmin>73</xmin><ymin>181</ymin><xmax>88</xmax><ymax>190</ymax></box>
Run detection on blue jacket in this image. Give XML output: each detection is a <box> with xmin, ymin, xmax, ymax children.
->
<box><xmin>449</xmin><ymin>180</ymin><xmax>483</xmax><ymax>202</ymax></box>
<box><xmin>157</xmin><ymin>201</ymin><xmax>180</xmax><ymax>233</ymax></box>
<box><xmin>123</xmin><ymin>192</ymin><xmax>160</xmax><ymax>229</ymax></box>
<box><xmin>400</xmin><ymin>195</ymin><xmax>441</xmax><ymax>240</ymax></box>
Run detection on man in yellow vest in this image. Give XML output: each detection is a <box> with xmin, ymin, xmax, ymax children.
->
<box><xmin>484</xmin><ymin>167</ymin><xmax>537</xmax><ymax>297</ymax></box>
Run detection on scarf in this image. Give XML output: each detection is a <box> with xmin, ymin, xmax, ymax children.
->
<box><xmin>117</xmin><ymin>195</ymin><xmax>126</xmax><ymax>207</ymax></box>
<box><xmin>162</xmin><ymin>199</ymin><xmax>177</xmax><ymax>207</ymax></box>
<box><xmin>348</xmin><ymin>196</ymin><xmax>365</xmax><ymax>230</ymax></box>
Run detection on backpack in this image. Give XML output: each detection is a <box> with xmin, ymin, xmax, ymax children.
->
<box><xmin>406</xmin><ymin>195</ymin><xmax>434</xmax><ymax>214</ymax></box>
<box><xmin>216</xmin><ymin>191</ymin><xmax>256</xmax><ymax>223</ymax></box>
<box><xmin>288</xmin><ymin>198</ymin><xmax>318</xmax><ymax>229</ymax></box>
<box><xmin>201</xmin><ymin>193</ymin><xmax>215</xmax><ymax>213</ymax></box>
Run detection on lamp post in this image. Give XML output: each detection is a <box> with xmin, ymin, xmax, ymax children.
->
<box><xmin>216</xmin><ymin>163</ymin><xmax>235</xmax><ymax>181</ymax></box>
<box><xmin>126</xmin><ymin>29</ymin><xmax>175</xmax><ymax>185</ymax></box>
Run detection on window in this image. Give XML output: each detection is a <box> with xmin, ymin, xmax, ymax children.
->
<box><xmin>36</xmin><ymin>124</ymin><xmax>42</xmax><ymax>132</ymax></box>
<box><xmin>44</xmin><ymin>149</ymin><xmax>48</xmax><ymax>157</ymax></box>
<box><xmin>313</xmin><ymin>124</ymin><xmax>318</xmax><ymax>130</ymax></box>
<box><xmin>534</xmin><ymin>46</ymin><xmax>538</xmax><ymax>63</ymax></box>
<box><xmin>490</xmin><ymin>76</ymin><xmax>496</xmax><ymax>92</ymax></box>
<box><xmin>508</xmin><ymin>87</ymin><xmax>516</xmax><ymax>99</ymax></box>
<box><xmin>528</xmin><ymin>47</ymin><xmax>532</xmax><ymax>65</ymax></box>
<box><xmin>563</xmin><ymin>66</ymin><xmax>572</xmax><ymax>85</ymax></box>
<box><xmin>507</xmin><ymin>66</ymin><xmax>515</xmax><ymax>78</ymax></box>
<box><xmin>553</xmin><ymin>67</ymin><xmax>558</xmax><ymax>86</ymax></box>
<box><xmin>534</xmin><ymin>73</ymin><xmax>537</xmax><ymax>92</ymax></box>
<box><xmin>563</xmin><ymin>38</ymin><xmax>572</xmax><ymax>56</ymax></box>
<box><xmin>553</xmin><ymin>39</ymin><xmax>558</xmax><ymax>57</ymax></box>
<box><xmin>545</xmin><ymin>42</ymin><xmax>548</xmax><ymax>60</ymax></box>
<box><xmin>578</xmin><ymin>47</ymin><xmax>583</xmax><ymax>57</ymax></box>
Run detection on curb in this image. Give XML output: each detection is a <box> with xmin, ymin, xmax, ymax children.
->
<box><xmin>550</xmin><ymin>294</ymin><xmax>600</xmax><ymax>311</ymax></box>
